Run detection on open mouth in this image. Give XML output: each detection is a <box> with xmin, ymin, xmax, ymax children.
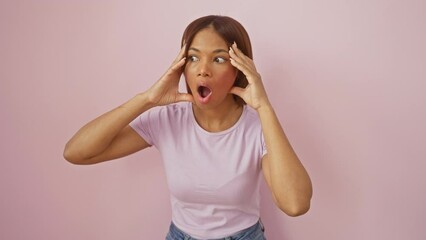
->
<box><xmin>197</xmin><ymin>86</ymin><xmax>212</xmax><ymax>99</ymax></box>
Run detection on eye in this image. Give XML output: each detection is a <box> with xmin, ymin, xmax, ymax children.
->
<box><xmin>188</xmin><ymin>55</ymin><xmax>199</xmax><ymax>62</ymax></box>
<box><xmin>214</xmin><ymin>57</ymin><xmax>227</xmax><ymax>63</ymax></box>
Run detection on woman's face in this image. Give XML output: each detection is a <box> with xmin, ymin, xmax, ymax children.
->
<box><xmin>184</xmin><ymin>27</ymin><xmax>238</xmax><ymax>109</ymax></box>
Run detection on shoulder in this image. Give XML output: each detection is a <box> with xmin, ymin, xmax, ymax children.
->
<box><xmin>147</xmin><ymin>102</ymin><xmax>191</xmax><ymax>116</ymax></box>
<box><xmin>235</xmin><ymin>105</ymin><xmax>263</xmax><ymax>136</ymax></box>
<box><xmin>242</xmin><ymin>105</ymin><xmax>261</xmax><ymax>125</ymax></box>
<box><xmin>144</xmin><ymin>102</ymin><xmax>192</xmax><ymax>126</ymax></box>
<box><xmin>165</xmin><ymin>102</ymin><xmax>191</xmax><ymax>112</ymax></box>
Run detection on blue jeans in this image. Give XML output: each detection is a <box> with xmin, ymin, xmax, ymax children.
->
<box><xmin>165</xmin><ymin>220</ymin><xmax>266</xmax><ymax>240</ymax></box>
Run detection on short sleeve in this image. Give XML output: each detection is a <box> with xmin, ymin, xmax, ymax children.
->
<box><xmin>129</xmin><ymin>110</ymin><xmax>155</xmax><ymax>146</ymax></box>
<box><xmin>261</xmin><ymin>132</ymin><xmax>268</xmax><ymax>158</ymax></box>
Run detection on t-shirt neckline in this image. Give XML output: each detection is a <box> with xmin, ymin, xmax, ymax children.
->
<box><xmin>189</xmin><ymin>103</ymin><xmax>247</xmax><ymax>136</ymax></box>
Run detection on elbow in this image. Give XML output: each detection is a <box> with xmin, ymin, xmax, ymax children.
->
<box><xmin>63</xmin><ymin>144</ymin><xmax>86</xmax><ymax>165</ymax></box>
<box><xmin>281</xmin><ymin>201</ymin><xmax>311</xmax><ymax>217</ymax></box>
<box><xmin>276</xmin><ymin>197</ymin><xmax>311</xmax><ymax>217</ymax></box>
<box><xmin>63</xmin><ymin>148</ymin><xmax>79</xmax><ymax>165</ymax></box>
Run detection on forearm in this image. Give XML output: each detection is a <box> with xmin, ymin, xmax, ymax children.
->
<box><xmin>64</xmin><ymin>92</ymin><xmax>153</xmax><ymax>161</ymax></box>
<box><xmin>258</xmin><ymin>104</ymin><xmax>312</xmax><ymax>214</ymax></box>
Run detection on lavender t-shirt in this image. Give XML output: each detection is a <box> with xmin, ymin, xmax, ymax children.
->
<box><xmin>130</xmin><ymin>102</ymin><xmax>267</xmax><ymax>239</ymax></box>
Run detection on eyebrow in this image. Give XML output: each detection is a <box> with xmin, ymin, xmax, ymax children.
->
<box><xmin>188</xmin><ymin>47</ymin><xmax>228</xmax><ymax>54</ymax></box>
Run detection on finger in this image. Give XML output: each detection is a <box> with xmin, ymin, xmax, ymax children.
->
<box><xmin>176</xmin><ymin>93</ymin><xmax>194</xmax><ymax>103</ymax></box>
<box><xmin>229</xmin><ymin>86</ymin><xmax>245</xmax><ymax>98</ymax></box>
<box><xmin>229</xmin><ymin>57</ymin><xmax>256</xmax><ymax>84</ymax></box>
<box><xmin>169</xmin><ymin>57</ymin><xmax>186</xmax><ymax>73</ymax></box>
<box><xmin>229</xmin><ymin>48</ymin><xmax>250</xmax><ymax>72</ymax></box>
<box><xmin>231</xmin><ymin>42</ymin><xmax>249</xmax><ymax>60</ymax></box>
<box><xmin>162</xmin><ymin>57</ymin><xmax>185</xmax><ymax>83</ymax></box>
<box><xmin>230</xmin><ymin>43</ymin><xmax>256</xmax><ymax>70</ymax></box>
<box><xmin>229</xmin><ymin>47</ymin><xmax>256</xmax><ymax>74</ymax></box>
<box><xmin>172</xmin><ymin>44</ymin><xmax>187</xmax><ymax>64</ymax></box>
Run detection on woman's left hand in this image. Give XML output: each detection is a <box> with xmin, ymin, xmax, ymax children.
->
<box><xmin>229</xmin><ymin>42</ymin><xmax>270</xmax><ymax>110</ymax></box>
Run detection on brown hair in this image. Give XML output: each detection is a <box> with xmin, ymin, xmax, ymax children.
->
<box><xmin>181</xmin><ymin>15</ymin><xmax>253</xmax><ymax>105</ymax></box>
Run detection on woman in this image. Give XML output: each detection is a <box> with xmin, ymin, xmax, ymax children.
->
<box><xmin>64</xmin><ymin>15</ymin><xmax>312</xmax><ymax>240</ymax></box>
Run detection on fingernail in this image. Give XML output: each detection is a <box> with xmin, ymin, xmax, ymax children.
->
<box><xmin>233</xmin><ymin>41</ymin><xmax>237</xmax><ymax>48</ymax></box>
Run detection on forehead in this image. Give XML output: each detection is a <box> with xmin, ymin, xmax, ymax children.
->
<box><xmin>189</xmin><ymin>27</ymin><xmax>228</xmax><ymax>50</ymax></box>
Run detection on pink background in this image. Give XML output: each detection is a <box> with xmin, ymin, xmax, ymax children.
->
<box><xmin>1</xmin><ymin>0</ymin><xmax>426</xmax><ymax>239</ymax></box>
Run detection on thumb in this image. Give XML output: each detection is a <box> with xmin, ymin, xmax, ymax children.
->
<box><xmin>176</xmin><ymin>93</ymin><xmax>194</xmax><ymax>103</ymax></box>
<box><xmin>230</xmin><ymin>86</ymin><xmax>244</xmax><ymax>98</ymax></box>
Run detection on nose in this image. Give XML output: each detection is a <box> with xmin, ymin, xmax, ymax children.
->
<box><xmin>197</xmin><ymin>60</ymin><xmax>211</xmax><ymax>77</ymax></box>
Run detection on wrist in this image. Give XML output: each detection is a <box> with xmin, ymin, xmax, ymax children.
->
<box><xmin>256</xmin><ymin>101</ymin><xmax>274</xmax><ymax>115</ymax></box>
<box><xmin>255</xmin><ymin>96</ymin><xmax>273</xmax><ymax>110</ymax></box>
<box><xmin>125</xmin><ymin>92</ymin><xmax>156</xmax><ymax>113</ymax></box>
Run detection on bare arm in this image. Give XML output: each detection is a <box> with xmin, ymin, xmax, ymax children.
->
<box><xmin>63</xmin><ymin>93</ymin><xmax>153</xmax><ymax>165</ymax></box>
<box><xmin>229</xmin><ymin>43</ymin><xmax>312</xmax><ymax>216</ymax></box>
<box><xmin>64</xmin><ymin>45</ymin><xmax>193</xmax><ymax>165</ymax></box>
<box><xmin>258</xmin><ymin>106</ymin><xmax>312</xmax><ymax>216</ymax></box>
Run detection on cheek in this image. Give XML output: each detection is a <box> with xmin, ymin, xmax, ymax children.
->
<box><xmin>184</xmin><ymin>65</ymin><xmax>196</xmax><ymax>80</ymax></box>
<box><xmin>216</xmin><ymin>67</ymin><xmax>238</xmax><ymax>86</ymax></box>
<box><xmin>183</xmin><ymin>67</ymin><xmax>196</xmax><ymax>93</ymax></box>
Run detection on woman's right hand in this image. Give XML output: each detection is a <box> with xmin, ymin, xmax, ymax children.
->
<box><xmin>146</xmin><ymin>45</ymin><xmax>194</xmax><ymax>106</ymax></box>
<box><xmin>64</xmin><ymin>46</ymin><xmax>194</xmax><ymax>165</ymax></box>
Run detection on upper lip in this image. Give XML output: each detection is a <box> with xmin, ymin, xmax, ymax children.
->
<box><xmin>196</xmin><ymin>81</ymin><xmax>211</xmax><ymax>90</ymax></box>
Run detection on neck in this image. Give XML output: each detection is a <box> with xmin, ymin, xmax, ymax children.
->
<box><xmin>192</xmin><ymin>97</ymin><xmax>243</xmax><ymax>132</ymax></box>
